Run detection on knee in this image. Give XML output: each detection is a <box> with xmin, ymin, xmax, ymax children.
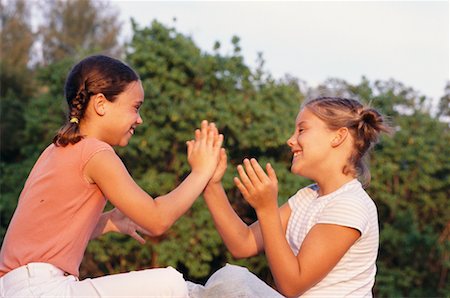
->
<box><xmin>162</xmin><ymin>267</ymin><xmax>188</xmax><ymax>296</ymax></box>
<box><xmin>206</xmin><ymin>264</ymin><xmax>250</xmax><ymax>286</ymax></box>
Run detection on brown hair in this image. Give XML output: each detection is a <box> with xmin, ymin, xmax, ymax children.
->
<box><xmin>53</xmin><ymin>55</ymin><xmax>139</xmax><ymax>146</ymax></box>
<box><xmin>304</xmin><ymin>96</ymin><xmax>391</xmax><ymax>186</ymax></box>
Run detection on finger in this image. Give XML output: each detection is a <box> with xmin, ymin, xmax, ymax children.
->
<box><xmin>243</xmin><ymin>158</ymin><xmax>261</xmax><ymax>184</ymax></box>
<box><xmin>234</xmin><ymin>177</ymin><xmax>250</xmax><ymax>199</ymax></box>
<box><xmin>209</xmin><ymin>122</ymin><xmax>218</xmax><ymax>136</ymax></box>
<box><xmin>220</xmin><ymin>148</ymin><xmax>227</xmax><ymax>160</ymax></box>
<box><xmin>218</xmin><ymin>148</ymin><xmax>227</xmax><ymax>168</ymax></box>
<box><xmin>214</xmin><ymin>134</ymin><xmax>224</xmax><ymax>149</ymax></box>
<box><xmin>135</xmin><ymin>225</ymin><xmax>151</xmax><ymax>236</ymax></box>
<box><xmin>207</xmin><ymin>126</ymin><xmax>215</xmax><ymax>147</ymax></box>
<box><xmin>200</xmin><ymin>120</ymin><xmax>208</xmax><ymax>143</ymax></box>
<box><xmin>237</xmin><ymin>164</ymin><xmax>254</xmax><ymax>192</ymax></box>
<box><xmin>195</xmin><ymin>129</ymin><xmax>201</xmax><ymax>142</ymax></box>
<box><xmin>130</xmin><ymin>231</ymin><xmax>146</xmax><ymax>244</ymax></box>
<box><xmin>250</xmin><ymin>158</ymin><xmax>269</xmax><ymax>182</ymax></box>
<box><xmin>266</xmin><ymin>163</ymin><xmax>278</xmax><ymax>182</ymax></box>
<box><xmin>186</xmin><ymin>140</ymin><xmax>193</xmax><ymax>157</ymax></box>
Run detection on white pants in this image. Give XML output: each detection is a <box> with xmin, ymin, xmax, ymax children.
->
<box><xmin>0</xmin><ymin>262</ymin><xmax>188</xmax><ymax>297</ymax></box>
<box><xmin>187</xmin><ymin>264</ymin><xmax>284</xmax><ymax>298</ymax></box>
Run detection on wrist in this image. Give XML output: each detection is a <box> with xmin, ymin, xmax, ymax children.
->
<box><xmin>204</xmin><ymin>181</ymin><xmax>223</xmax><ymax>196</ymax></box>
<box><xmin>190</xmin><ymin>169</ymin><xmax>212</xmax><ymax>181</ymax></box>
<box><xmin>255</xmin><ymin>203</ymin><xmax>279</xmax><ymax>218</ymax></box>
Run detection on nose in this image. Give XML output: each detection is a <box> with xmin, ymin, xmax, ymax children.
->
<box><xmin>136</xmin><ymin>113</ymin><xmax>143</xmax><ymax>125</ymax></box>
<box><xmin>286</xmin><ymin>134</ymin><xmax>295</xmax><ymax>147</ymax></box>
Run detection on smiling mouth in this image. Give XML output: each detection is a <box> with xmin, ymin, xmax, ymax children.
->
<box><xmin>293</xmin><ymin>150</ymin><xmax>302</xmax><ymax>157</ymax></box>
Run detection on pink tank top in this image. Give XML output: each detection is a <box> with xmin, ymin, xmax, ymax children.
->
<box><xmin>0</xmin><ymin>138</ymin><xmax>114</xmax><ymax>277</ymax></box>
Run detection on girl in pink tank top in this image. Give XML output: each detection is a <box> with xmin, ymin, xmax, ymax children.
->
<box><xmin>0</xmin><ymin>55</ymin><xmax>223</xmax><ymax>297</ymax></box>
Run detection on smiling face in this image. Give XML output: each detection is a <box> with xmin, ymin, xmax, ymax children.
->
<box><xmin>103</xmin><ymin>80</ymin><xmax>144</xmax><ymax>147</ymax></box>
<box><xmin>286</xmin><ymin>107</ymin><xmax>337</xmax><ymax>180</ymax></box>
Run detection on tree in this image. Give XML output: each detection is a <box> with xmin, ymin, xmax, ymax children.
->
<box><xmin>437</xmin><ymin>81</ymin><xmax>449</xmax><ymax>120</ymax></box>
<box><xmin>38</xmin><ymin>0</ymin><xmax>122</xmax><ymax>65</ymax></box>
<box><xmin>1</xmin><ymin>0</ymin><xmax>124</xmax><ymax>241</ymax></box>
<box><xmin>1</xmin><ymin>14</ymin><xmax>448</xmax><ymax>297</ymax></box>
<box><xmin>80</xmin><ymin>20</ymin><xmax>305</xmax><ymax>281</ymax></box>
<box><xmin>313</xmin><ymin>78</ymin><xmax>450</xmax><ymax>296</ymax></box>
<box><xmin>0</xmin><ymin>0</ymin><xmax>35</xmax><ymax>161</ymax></box>
<box><xmin>0</xmin><ymin>0</ymin><xmax>36</xmax><ymax>237</ymax></box>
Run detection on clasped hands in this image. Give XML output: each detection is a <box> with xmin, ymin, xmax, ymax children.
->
<box><xmin>112</xmin><ymin>120</ymin><xmax>279</xmax><ymax>243</ymax></box>
<box><xmin>196</xmin><ymin>120</ymin><xmax>279</xmax><ymax>212</ymax></box>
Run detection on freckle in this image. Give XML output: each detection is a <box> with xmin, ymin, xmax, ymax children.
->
<box><xmin>40</xmin><ymin>200</ymin><xmax>44</xmax><ymax>203</ymax></box>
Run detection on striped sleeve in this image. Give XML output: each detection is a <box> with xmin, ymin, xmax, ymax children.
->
<box><xmin>318</xmin><ymin>196</ymin><xmax>370</xmax><ymax>235</ymax></box>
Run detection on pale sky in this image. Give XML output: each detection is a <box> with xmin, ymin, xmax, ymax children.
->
<box><xmin>111</xmin><ymin>1</ymin><xmax>449</xmax><ymax>109</ymax></box>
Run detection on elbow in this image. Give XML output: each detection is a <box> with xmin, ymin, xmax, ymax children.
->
<box><xmin>275</xmin><ymin>278</ymin><xmax>306</xmax><ymax>298</ymax></box>
<box><xmin>148</xmin><ymin>225</ymin><xmax>167</xmax><ymax>237</ymax></box>
<box><xmin>145</xmin><ymin>218</ymin><xmax>171</xmax><ymax>237</ymax></box>
<box><xmin>228</xmin><ymin>247</ymin><xmax>256</xmax><ymax>259</ymax></box>
<box><xmin>229</xmin><ymin>251</ymin><xmax>247</xmax><ymax>259</ymax></box>
<box><xmin>278</xmin><ymin>287</ymin><xmax>302</xmax><ymax>298</ymax></box>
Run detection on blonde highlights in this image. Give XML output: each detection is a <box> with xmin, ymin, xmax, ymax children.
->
<box><xmin>304</xmin><ymin>97</ymin><xmax>391</xmax><ymax>186</ymax></box>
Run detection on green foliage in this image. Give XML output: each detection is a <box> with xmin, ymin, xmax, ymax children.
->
<box><xmin>0</xmin><ymin>0</ymin><xmax>35</xmax><ymax>161</ymax></box>
<box><xmin>83</xmin><ymin>19</ymin><xmax>304</xmax><ymax>282</ymax></box>
<box><xmin>38</xmin><ymin>0</ymin><xmax>122</xmax><ymax>65</ymax></box>
<box><xmin>1</xmin><ymin>15</ymin><xmax>448</xmax><ymax>297</ymax></box>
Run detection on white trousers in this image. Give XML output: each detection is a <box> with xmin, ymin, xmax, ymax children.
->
<box><xmin>187</xmin><ymin>264</ymin><xmax>284</xmax><ymax>298</ymax></box>
<box><xmin>0</xmin><ymin>262</ymin><xmax>188</xmax><ymax>297</ymax></box>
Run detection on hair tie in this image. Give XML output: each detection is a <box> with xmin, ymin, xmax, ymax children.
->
<box><xmin>70</xmin><ymin>117</ymin><xmax>79</xmax><ymax>124</ymax></box>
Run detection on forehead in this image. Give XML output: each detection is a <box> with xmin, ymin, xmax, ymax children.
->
<box><xmin>119</xmin><ymin>80</ymin><xmax>144</xmax><ymax>102</ymax></box>
<box><xmin>296</xmin><ymin>107</ymin><xmax>314</xmax><ymax>123</ymax></box>
<box><xmin>295</xmin><ymin>107</ymin><xmax>326</xmax><ymax>127</ymax></box>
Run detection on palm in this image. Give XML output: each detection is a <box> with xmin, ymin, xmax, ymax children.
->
<box><xmin>210</xmin><ymin>149</ymin><xmax>227</xmax><ymax>184</ymax></box>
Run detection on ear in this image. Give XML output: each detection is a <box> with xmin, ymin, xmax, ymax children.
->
<box><xmin>331</xmin><ymin>127</ymin><xmax>349</xmax><ymax>147</ymax></box>
<box><xmin>92</xmin><ymin>93</ymin><xmax>107</xmax><ymax>116</ymax></box>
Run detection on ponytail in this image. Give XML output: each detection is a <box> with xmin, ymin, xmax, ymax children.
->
<box><xmin>304</xmin><ymin>97</ymin><xmax>392</xmax><ymax>186</ymax></box>
<box><xmin>53</xmin><ymin>55</ymin><xmax>139</xmax><ymax>146</ymax></box>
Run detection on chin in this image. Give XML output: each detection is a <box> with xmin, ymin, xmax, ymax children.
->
<box><xmin>117</xmin><ymin>139</ymin><xmax>130</xmax><ymax>147</ymax></box>
<box><xmin>290</xmin><ymin>164</ymin><xmax>302</xmax><ymax>176</ymax></box>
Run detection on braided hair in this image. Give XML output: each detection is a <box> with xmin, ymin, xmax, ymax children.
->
<box><xmin>304</xmin><ymin>97</ymin><xmax>391</xmax><ymax>186</ymax></box>
<box><xmin>53</xmin><ymin>55</ymin><xmax>139</xmax><ymax>146</ymax></box>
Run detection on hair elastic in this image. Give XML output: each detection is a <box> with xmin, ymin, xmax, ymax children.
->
<box><xmin>70</xmin><ymin>117</ymin><xmax>79</xmax><ymax>124</ymax></box>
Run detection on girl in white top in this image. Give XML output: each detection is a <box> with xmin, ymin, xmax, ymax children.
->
<box><xmin>198</xmin><ymin>97</ymin><xmax>391</xmax><ymax>297</ymax></box>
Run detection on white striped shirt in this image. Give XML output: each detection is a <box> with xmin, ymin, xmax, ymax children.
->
<box><xmin>286</xmin><ymin>179</ymin><xmax>378</xmax><ymax>297</ymax></box>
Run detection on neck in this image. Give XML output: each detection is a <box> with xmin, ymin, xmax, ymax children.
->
<box><xmin>315</xmin><ymin>173</ymin><xmax>355</xmax><ymax>196</ymax></box>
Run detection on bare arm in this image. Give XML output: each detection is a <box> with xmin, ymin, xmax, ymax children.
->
<box><xmin>85</xmin><ymin>121</ymin><xmax>223</xmax><ymax>236</ymax></box>
<box><xmin>235</xmin><ymin>159</ymin><xmax>360</xmax><ymax>297</ymax></box>
<box><xmin>203</xmin><ymin>149</ymin><xmax>291</xmax><ymax>258</ymax></box>
<box><xmin>90</xmin><ymin>208</ymin><xmax>149</xmax><ymax>242</ymax></box>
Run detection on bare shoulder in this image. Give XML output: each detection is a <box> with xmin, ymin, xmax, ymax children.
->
<box><xmin>83</xmin><ymin>149</ymin><xmax>128</xmax><ymax>184</ymax></box>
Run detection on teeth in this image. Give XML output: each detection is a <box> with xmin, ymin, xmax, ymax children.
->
<box><xmin>293</xmin><ymin>151</ymin><xmax>301</xmax><ymax>157</ymax></box>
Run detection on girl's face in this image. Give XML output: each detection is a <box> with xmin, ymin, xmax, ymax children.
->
<box><xmin>286</xmin><ymin>107</ymin><xmax>336</xmax><ymax>180</ymax></box>
<box><xmin>104</xmin><ymin>80</ymin><xmax>144</xmax><ymax>147</ymax></box>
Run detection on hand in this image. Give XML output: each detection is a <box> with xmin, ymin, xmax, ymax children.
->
<box><xmin>234</xmin><ymin>158</ymin><xmax>279</xmax><ymax>212</ymax></box>
<box><xmin>209</xmin><ymin>148</ymin><xmax>227</xmax><ymax>184</ymax></box>
<box><xmin>107</xmin><ymin>208</ymin><xmax>150</xmax><ymax>244</ymax></box>
<box><xmin>186</xmin><ymin>120</ymin><xmax>223</xmax><ymax>180</ymax></box>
